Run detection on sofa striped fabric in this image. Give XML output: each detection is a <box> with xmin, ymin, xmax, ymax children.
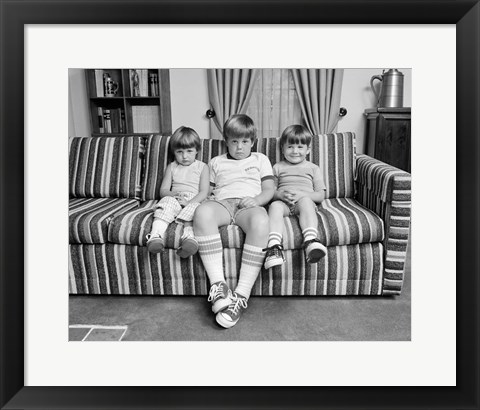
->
<box><xmin>69</xmin><ymin>198</ymin><xmax>139</xmax><ymax>244</ymax></box>
<box><xmin>140</xmin><ymin>135</ymin><xmax>171</xmax><ymax>200</ymax></box>
<box><xmin>356</xmin><ymin>155</ymin><xmax>411</xmax><ymax>295</ymax></box>
<box><xmin>69</xmin><ymin>136</ymin><xmax>144</xmax><ymax>199</ymax></box>
<box><xmin>69</xmin><ymin>242</ymin><xmax>383</xmax><ymax>296</ymax></box>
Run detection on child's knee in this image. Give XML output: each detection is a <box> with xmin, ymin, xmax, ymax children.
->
<box><xmin>268</xmin><ymin>200</ymin><xmax>285</xmax><ymax>216</ymax></box>
<box><xmin>297</xmin><ymin>196</ymin><xmax>315</xmax><ymax>210</ymax></box>
<box><xmin>246</xmin><ymin>209</ymin><xmax>269</xmax><ymax>233</ymax></box>
<box><xmin>193</xmin><ymin>203</ymin><xmax>215</xmax><ymax>227</ymax></box>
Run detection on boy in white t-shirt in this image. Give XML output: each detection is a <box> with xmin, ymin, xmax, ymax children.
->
<box><xmin>263</xmin><ymin>125</ymin><xmax>327</xmax><ymax>269</ymax></box>
<box><xmin>193</xmin><ymin>114</ymin><xmax>275</xmax><ymax>329</ymax></box>
<box><xmin>146</xmin><ymin>126</ymin><xmax>209</xmax><ymax>258</ymax></box>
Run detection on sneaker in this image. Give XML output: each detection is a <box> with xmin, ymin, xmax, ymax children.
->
<box><xmin>207</xmin><ymin>281</ymin><xmax>232</xmax><ymax>314</ymax></box>
<box><xmin>303</xmin><ymin>238</ymin><xmax>327</xmax><ymax>264</ymax></box>
<box><xmin>263</xmin><ymin>244</ymin><xmax>285</xmax><ymax>269</ymax></box>
<box><xmin>176</xmin><ymin>236</ymin><xmax>199</xmax><ymax>258</ymax></box>
<box><xmin>216</xmin><ymin>292</ymin><xmax>248</xmax><ymax>329</ymax></box>
<box><xmin>146</xmin><ymin>233</ymin><xmax>164</xmax><ymax>254</ymax></box>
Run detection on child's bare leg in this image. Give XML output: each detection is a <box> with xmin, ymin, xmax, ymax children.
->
<box><xmin>194</xmin><ymin>202</ymin><xmax>232</xmax><ymax>313</ymax></box>
<box><xmin>295</xmin><ymin>196</ymin><xmax>326</xmax><ymax>263</ymax></box>
<box><xmin>232</xmin><ymin>207</ymin><xmax>269</xmax><ymax>297</ymax></box>
<box><xmin>264</xmin><ymin>201</ymin><xmax>289</xmax><ymax>269</ymax></box>
<box><xmin>215</xmin><ymin>207</ymin><xmax>269</xmax><ymax>328</ymax></box>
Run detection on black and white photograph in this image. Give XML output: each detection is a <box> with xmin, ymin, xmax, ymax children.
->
<box><xmin>2</xmin><ymin>5</ymin><xmax>476</xmax><ymax>407</ymax></box>
<box><xmin>68</xmin><ymin>67</ymin><xmax>412</xmax><ymax>341</ymax></box>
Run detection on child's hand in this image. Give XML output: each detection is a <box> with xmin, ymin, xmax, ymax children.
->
<box><xmin>278</xmin><ymin>190</ymin><xmax>296</xmax><ymax>206</ymax></box>
<box><xmin>288</xmin><ymin>191</ymin><xmax>306</xmax><ymax>204</ymax></box>
<box><xmin>175</xmin><ymin>192</ymin><xmax>188</xmax><ymax>206</ymax></box>
<box><xmin>238</xmin><ymin>197</ymin><xmax>259</xmax><ymax>209</ymax></box>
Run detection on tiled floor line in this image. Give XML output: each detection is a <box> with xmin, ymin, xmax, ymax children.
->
<box><xmin>69</xmin><ymin>324</ymin><xmax>128</xmax><ymax>341</ymax></box>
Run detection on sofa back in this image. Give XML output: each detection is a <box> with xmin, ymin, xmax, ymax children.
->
<box><xmin>74</xmin><ymin>132</ymin><xmax>356</xmax><ymax>201</ymax></box>
<box><xmin>69</xmin><ymin>136</ymin><xmax>144</xmax><ymax>199</ymax></box>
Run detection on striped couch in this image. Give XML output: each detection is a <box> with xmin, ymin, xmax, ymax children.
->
<box><xmin>69</xmin><ymin>133</ymin><xmax>411</xmax><ymax>296</ymax></box>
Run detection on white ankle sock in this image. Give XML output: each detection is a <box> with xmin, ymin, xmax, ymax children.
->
<box><xmin>197</xmin><ymin>234</ymin><xmax>225</xmax><ymax>284</ymax></box>
<box><xmin>267</xmin><ymin>232</ymin><xmax>282</xmax><ymax>248</ymax></box>
<box><xmin>151</xmin><ymin>218</ymin><xmax>169</xmax><ymax>238</ymax></box>
<box><xmin>234</xmin><ymin>244</ymin><xmax>265</xmax><ymax>299</ymax></box>
<box><xmin>182</xmin><ymin>224</ymin><xmax>194</xmax><ymax>239</ymax></box>
<box><xmin>302</xmin><ymin>227</ymin><xmax>318</xmax><ymax>243</ymax></box>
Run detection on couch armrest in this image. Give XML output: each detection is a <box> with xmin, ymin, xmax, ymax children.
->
<box><xmin>355</xmin><ymin>154</ymin><xmax>411</xmax><ymax>295</ymax></box>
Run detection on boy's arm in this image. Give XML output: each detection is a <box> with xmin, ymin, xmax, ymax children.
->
<box><xmin>254</xmin><ymin>178</ymin><xmax>275</xmax><ymax>206</ymax></box>
<box><xmin>186</xmin><ymin>165</ymin><xmax>210</xmax><ymax>204</ymax></box>
<box><xmin>159</xmin><ymin>164</ymin><xmax>176</xmax><ymax>198</ymax></box>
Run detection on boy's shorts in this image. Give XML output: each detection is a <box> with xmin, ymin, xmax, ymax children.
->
<box><xmin>209</xmin><ymin>198</ymin><xmax>259</xmax><ymax>225</ymax></box>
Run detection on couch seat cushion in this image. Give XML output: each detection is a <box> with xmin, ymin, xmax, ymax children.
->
<box><xmin>280</xmin><ymin>198</ymin><xmax>384</xmax><ymax>250</ymax></box>
<box><xmin>107</xmin><ymin>198</ymin><xmax>383</xmax><ymax>249</ymax></box>
<box><xmin>69</xmin><ymin>198</ymin><xmax>139</xmax><ymax>244</ymax></box>
<box><xmin>109</xmin><ymin>200</ymin><xmax>246</xmax><ymax>248</ymax></box>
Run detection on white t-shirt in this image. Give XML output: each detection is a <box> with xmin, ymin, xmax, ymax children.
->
<box><xmin>170</xmin><ymin>160</ymin><xmax>206</xmax><ymax>194</ymax></box>
<box><xmin>209</xmin><ymin>152</ymin><xmax>274</xmax><ymax>200</ymax></box>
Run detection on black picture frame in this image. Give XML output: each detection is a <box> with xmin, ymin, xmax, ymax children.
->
<box><xmin>1</xmin><ymin>1</ymin><xmax>478</xmax><ymax>409</ymax></box>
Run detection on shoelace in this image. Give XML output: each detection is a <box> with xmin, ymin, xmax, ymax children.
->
<box><xmin>227</xmin><ymin>294</ymin><xmax>248</xmax><ymax>314</ymax></box>
<box><xmin>263</xmin><ymin>244</ymin><xmax>284</xmax><ymax>259</ymax></box>
<box><xmin>207</xmin><ymin>283</ymin><xmax>225</xmax><ymax>302</ymax></box>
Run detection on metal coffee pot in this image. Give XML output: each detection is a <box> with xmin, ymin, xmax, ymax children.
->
<box><xmin>370</xmin><ymin>69</ymin><xmax>404</xmax><ymax>108</ymax></box>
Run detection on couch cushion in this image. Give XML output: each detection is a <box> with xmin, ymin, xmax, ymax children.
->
<box><xmin>69</xmin><ymin>136</ymin><xmax>144</xmax><ymax>199</ymax></box>
<box><xmin>141</xmin><ymin>135</ymin><xmax>171</xmax><ymax>200</ymax></box>
<box><xmin>69</xmin><ymin>197</ymin><xmax>139</xmax><ymax>244</ymax></box>
<box><xmin>278</xmin><ymin>198</ymin><xmax>384</xmax><ymax>250</ymax></box>
<box><xmin>109</xmin><ymin>200</ymin><xmax>159</xmax><ymax>245</ymax></box>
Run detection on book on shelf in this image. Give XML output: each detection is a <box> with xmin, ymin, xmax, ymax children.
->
<box><xmin>97</xmin><ymin>107</ymin><xmax>104</xmax><ymax>133</ymax></box>
<box><xmin>103</xmin><ymin>108</ymin><xmax>112</xmax><ymax>133</ymax></box>
<box><xmin>129</xmin><ymin>69</ymin><xmax>140</xmax><ymax>97</ymax></box>
<box><xmin>119</xmin><ymin>108</ymin><xmax>125</xmax><ymax>133</ymax></box>
<box><xmin>149</xmin><ymin>73</ymin><xmax>160</xmax><ymax>97</ymax></box>
<box><xmin>111</xmin><ymin>109</ymin><xmax>119</xmax><ymax>133</ymax></box>
<box><xmin>94</xmin><ymin>70</ymin><xmax>104</xmax><ymax>97</ymax></box>
<box><xmin>128</xmin><ymin>69</ymin><xmax>153</xmax><ymax>97</ymax></box>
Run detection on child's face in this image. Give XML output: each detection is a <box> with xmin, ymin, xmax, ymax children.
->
<box><xmin>282</xmin><ymin>142</ymin><xmax>310</xmax><ymax>164</ymax></box>
<box><xmin>225</xmin><ymin>136</ymin><xmax>253</xmax><ymax>160</ymax></box>
<box><xmin>173</xmin><ymin>147</ymin><xmax>197</xmax><ymax>166</ymax></box>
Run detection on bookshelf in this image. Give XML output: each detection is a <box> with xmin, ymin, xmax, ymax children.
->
<box><xmin>85</xmin><ymin>69</ymin><xmax>172</xmax><ymax>136</ymax></box>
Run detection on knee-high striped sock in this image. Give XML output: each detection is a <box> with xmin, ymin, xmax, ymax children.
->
<box><xmin>235</xmin><ymin>244</ymin><xmax>266</xmax><ymax>299</ymax></box>
<box><xmin>197</xmin><ymin>234</ymin><xmax>225</xmax><ymax>285</ymax></box>
<box><xmin>302</xmin><ymin>227</ymin><xmax>318</xmax><ymax>243</ymax></box>
<box><xmin>267</xmin><ymin>232</ymin><xmax>283</xmax><ymax>248</ymax></box>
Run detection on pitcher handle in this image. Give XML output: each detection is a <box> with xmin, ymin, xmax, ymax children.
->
<box><xmin>370</xmin><ymin>75</ymin><xmax>383</xmax><ymax>105</ymax></box>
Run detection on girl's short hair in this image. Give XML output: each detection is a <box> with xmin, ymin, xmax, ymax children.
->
<box><xmin>279</xmin><ymin>125</ymin><xmax>312</xmax><ymax>150</ymax></box>
<box><xmin>169</xmin><ymin>126</ymin><xmax>201</xmax><ymax>152</ymax></box>
<box><xmin>223</xmin><ymin>114</ymin><xmax>257</xmax><ymax>142</ymax></box>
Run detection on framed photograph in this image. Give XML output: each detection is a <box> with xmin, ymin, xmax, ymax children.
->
<box><xmin>1</xmin><ymin>1</ymin><xmax>478</xmax><ymax>409</ymax></box>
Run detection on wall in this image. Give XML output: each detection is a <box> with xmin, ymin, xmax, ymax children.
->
<box><xmin>170</xmin><ymin>69</ymin><xmax>210</xmax><ymax>138</ymax></box>
<box><xmin>68</xmin><ymin>68</ymin><xmax>412</xmax><ymax>153</ymax></box>
<box><xmin>68</xmin><ymin>69</ymin><xmax>91</xmax><ymax>137</ymax></box>
<box><xmin>337</xmin><ymin>68</ymin><xmax>412</xmax><ymax>153</ymax></box>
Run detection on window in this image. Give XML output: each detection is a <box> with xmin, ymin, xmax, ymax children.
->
<box><xmin>246</xmin><ymin>69</ymin><xmax>304</xmax><ymax>139</ymax></box>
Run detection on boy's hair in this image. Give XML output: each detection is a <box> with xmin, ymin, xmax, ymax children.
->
<box><xmin>169</xmin><ymin>126</ymin><xmax>201</xmax><ymax>152</ymax></box>
<box><xmin>279</xmin><ymin>124</ymin><xmax>313</xmax><ymax>150</ymax></box>
<box><xmin>223</xmin><ymin>114</ymin><xmax>257</xmax><ymax>142</ymax></box>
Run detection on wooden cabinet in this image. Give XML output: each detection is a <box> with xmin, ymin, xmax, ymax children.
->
<box><xmin>85</xmin><ymin>69</ymin><xmax>172</xmax><ymax>136</ymax></box>
<box><xmin>364</xmin><ymin>107</ymin><xmax>411</xmax><ymax>172</ymax></box>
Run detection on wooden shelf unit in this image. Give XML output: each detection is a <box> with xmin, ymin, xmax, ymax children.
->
<box><xmin>85</xmin><ymin>69</ymin><xmax>172</xmax><ymax>136</ymax></box>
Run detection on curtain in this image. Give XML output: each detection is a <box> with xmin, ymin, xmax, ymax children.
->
<box><xmin>246</xmin><ymin>69</ymin><xmax>304</xmax><ymax>140</ymax></box>
<box><xmin>291</xmin><ymin>69</ymin><xmax>344</xmax><ymax>134</ymax></box>
<box><xmin>207</xmin><ymin>69</ymin><xmax>260</xmax><ymax>139</ymax></box>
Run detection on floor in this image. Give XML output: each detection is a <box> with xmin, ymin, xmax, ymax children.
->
<box><xmin>69</xmin><ymin>242</ymin><xmax>411</xmax><ymax>341</ymax></box>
